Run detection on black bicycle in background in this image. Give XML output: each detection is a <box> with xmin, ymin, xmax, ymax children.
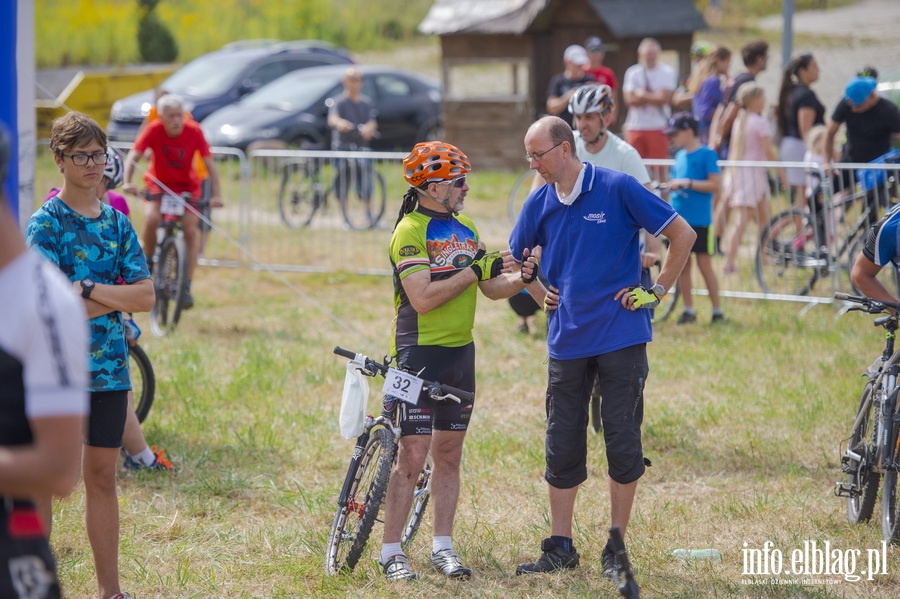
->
<box><xmin>325</xmin><ymin>346</ymin><xmax>473</xmax><ymax>575</ymax></box>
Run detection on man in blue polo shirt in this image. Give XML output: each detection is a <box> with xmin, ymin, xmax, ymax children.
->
<box><xmin>510</xmin><ymin>115</ymin><xmax>695</xmax><ymax>580</ymax></box>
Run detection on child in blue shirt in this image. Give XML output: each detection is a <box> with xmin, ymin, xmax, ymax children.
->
<box><xmin>664</xmin><ymin>112</ymin><xmax>724</xmax><ymax>323</ymax></box>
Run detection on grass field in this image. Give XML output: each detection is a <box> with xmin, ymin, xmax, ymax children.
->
<box><xmin>47</xmin><ymin>261</ymin><xmax>900</xmax><ymax>598</ymax></box>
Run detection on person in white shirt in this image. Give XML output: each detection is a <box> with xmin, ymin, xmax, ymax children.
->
<box><xmin>622</xmin><ymin>38</ymin><xmax>677</xmax><ymax>181</ymax></box>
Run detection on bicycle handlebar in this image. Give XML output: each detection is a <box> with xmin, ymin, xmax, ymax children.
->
<box><xmin>834</xmin><ymin>292</ymin><xmax>900</xmax><ymax>315</ymax></box>
<box><xmin>333</xmin><ymin>346</ymin><xmax>475</xmax><ymax>403</ymax></box>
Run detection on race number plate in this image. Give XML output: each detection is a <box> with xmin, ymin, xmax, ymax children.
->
<box><xmin>382</xmin><ymin>368</ymin><xmax>424</xmax><ymax>405</ymax></box>
<box><xmin>160</xmin><ymin>194</ymin><xmax>186</xmax><ymax>216</ymax></box>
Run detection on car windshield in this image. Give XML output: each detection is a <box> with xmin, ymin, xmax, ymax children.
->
<box><xmin>241</xmin><ymin>72</ymin><xmax>340</xmax><ymax>110</ymax></box>
<box><xmin>162</xmin><ymin>54</ymin><xmax>253</xmax><ymax>97</ymax></box>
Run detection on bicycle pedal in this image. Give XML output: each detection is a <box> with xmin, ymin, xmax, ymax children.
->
<box><xmin>833</xmin><ymin>482</ymin><xmax>859</xmax><ymax>498</ymax></box>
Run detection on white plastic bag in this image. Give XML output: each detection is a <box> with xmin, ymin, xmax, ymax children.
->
<box><xmin>339</xmin><ymin>356</ymin><xmax>369</xmax><ymax>439</ymax></box>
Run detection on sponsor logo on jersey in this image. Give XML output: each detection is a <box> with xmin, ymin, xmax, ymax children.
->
<box><xmin>399</xmin><ymin>245</ymin><xmax>420</xmax><ymax>257</ymax></box>
<box><xmin>584</xmin><ymin>212</ymin><xmax>607</xmax><ymax>224</ymax></box>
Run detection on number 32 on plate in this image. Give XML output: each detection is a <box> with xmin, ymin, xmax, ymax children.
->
<box><xmin>382</xmin><ymin>368</ymin><xmax>424</xmax><ymax>405</ymax></box>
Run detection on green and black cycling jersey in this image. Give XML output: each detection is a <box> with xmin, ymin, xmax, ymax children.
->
<box><xmin>389</xmin><ymin>206</ymin><xmax>482</xmax><ymax>355</ymax></box>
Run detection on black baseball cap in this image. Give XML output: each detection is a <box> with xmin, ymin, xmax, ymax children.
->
<box><xmin>585</xmin><ymin>36</ymin><xmax>605</xmax><ymax>52</ymax></box>
<box><xmin>663</xmin><ymin>111</ymin><xmax>698</xmax><ymax>135</ymax></box>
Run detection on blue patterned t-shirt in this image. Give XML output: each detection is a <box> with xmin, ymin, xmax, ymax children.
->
<box><xmin>26</xmin><ymin>197</ymin><xmax>150</xmax><ymax>392</ymax></box>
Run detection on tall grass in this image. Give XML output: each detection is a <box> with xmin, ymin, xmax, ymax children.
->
<box><xmin>35</xmin><ymin>0</ymin><xmax>434</xmax><ymax>68</ymax></box>
<box><xmin>47</xmin><ymin>263</ymin><xmax>900</xmax><ymax>597</ymax></box>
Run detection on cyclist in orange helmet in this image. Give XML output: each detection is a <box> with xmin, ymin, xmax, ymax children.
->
<box><xmin>380</xmin><ymin>141</ymin><xmax>545</xmax><ymax>581</ymax></box>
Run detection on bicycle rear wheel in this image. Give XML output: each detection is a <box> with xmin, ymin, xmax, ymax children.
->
<box><xmin>149</xmin><ymin>235</ymin><xmax>188</xmax><ymax>337</ymax></box>
<box><xmin>881</xmin><ymin>398</ymin><xmax>900</xmax><ymax>542</ymax></box>
<box><xmin>338</xmin><ymin>160</ymin><xmax>386</xmax><ymax>230</ymax></box>
<box><xmin>756</xmin><ymin>209</ymin><xmax>820</xmax><ymax>296</ymax></box>
<box><xmin>400</xmin><ymin>455</ymin><xmax>432</xmax><ymax>549</ymax></box>
<box><xmin>278</xmin><ymin>160</ymin><xmax>320</xmax><ymax>228</ymax></box>
<box><xmin>128</xmin><ymin>343</ymin><xmax>156</xmax><ymax>423</ymax></box>
<box><xmin>325</xmin><ymin>427</ymin><xmax>395</xmax><ymax>574</ymax></box>
<box><xmin>846</xmin><ymin>382</ymin><xmax>880</xmax><ymax>524</ymax></box>
<box><xmin>508</xmin><ymin>168</ymin><xmax>535</xmax><ymax>224</ymax></box>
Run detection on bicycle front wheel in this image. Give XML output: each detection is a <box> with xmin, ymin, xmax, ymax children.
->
<box><xmin>128</xmin><ymin>343</ymin><xmax>156</xmax><ymax>423</ymax></box>
<box><xmin>508</xmin><ymin>168</ymin><xmax>535</xmax><ymax>224</ymax></box>
<box><xmin>325</xmin><ymin>427</ymin><xmax>396</xmax><ymax>574</ymax></box>
<box><xmin>400</xmin><ymin>455</ymin><xmax>432</xmax><ymax>550</ymax></box>
<box><xmin>847</xmin><ymin>382</ymin><xmax>880</xmax><ymax>524</ymax></box>
<box><xmin>756</xmin><ymin>209</ymin><xmax>820</xmax><ymax>296</ymax></box>
<box><xmin>278</xmin><ymin>161</ymin><xmax>319</xmax><ymax>228</ymax></box>
<box><xmin>149</xmin><ymin>235</ymin><xmax>188</xmax><ymax>337</ymax></box>
<box><xmin>338</xmin><ymin>161</ymin><xmax>386</xmax><ymax>230</ymax></box>
<box><xmin>881</xmin><ymin>400</ymin><xmax>900</xmax><ymax>542</ymax></box>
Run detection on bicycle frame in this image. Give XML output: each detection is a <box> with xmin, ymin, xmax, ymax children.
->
<box><xmin>335</xmin><ymin>409</ymin><xmax>401</xmax><ymax>512</ymax></box>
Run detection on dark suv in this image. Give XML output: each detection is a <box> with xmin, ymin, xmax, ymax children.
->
<box><xmin>107</xmin><ymin>40</ymin><xmax>354</xmax><ymax>141</ymax></box>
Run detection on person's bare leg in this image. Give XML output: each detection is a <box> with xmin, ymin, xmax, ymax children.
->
<box><xmin>142</xmin><ymin>201</ymin><xmax>161</xmax><ymax>263</ymax></box>
<box><xmin>429</xmin><ymin>430</ymin><xmax>465</xmax><ymax>537</ymax></box>
<box><xmin>381</xmin><ymin>435</ymin><xmax>430</xmax><ymax>545</ymax></box>
<box><xmin>548</xmin><ymin>484</ymin><xmax>579</xmax><ymax>538</ymax></box>
<box><xmin>696</xmin><ymin>254</ymin><xmax>721</xmax><ymax>310</ymax></box>
<box><xmin>609</xmin><ymin>478</ymin><xmax>638</xmax><ymax>540</ymax></box>
<box><xmin>83</xmin><ymin>445</ymin><xmax>122</xmax><ymax>599</ymax></box>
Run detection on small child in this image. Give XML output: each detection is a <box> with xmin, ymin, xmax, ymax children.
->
<box><xmin>723</xmin><ymin>82</ymin><xmax>779</xmax><ymax>274</ymax></box>
<box><xmin>664</xmin><ymin>112</ymin><xmax>724</xmax><ymax>323</ymax></box>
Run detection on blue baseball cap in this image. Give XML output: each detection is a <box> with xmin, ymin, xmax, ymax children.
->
<box><xmin>845</xmin><ymin>76</ymin><xmax>877</xmax><ymax>106</ymax></box>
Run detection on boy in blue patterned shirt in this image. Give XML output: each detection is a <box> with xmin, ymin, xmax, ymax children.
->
<box><xmin>664</xmin><ymin>112</ymin><xmax>724</xmax><ymax>323</ymax></box>
<box><xmin>27</xmin><ymin>112</ymin><xmax>155</xmax><ymax>599</ymax></box>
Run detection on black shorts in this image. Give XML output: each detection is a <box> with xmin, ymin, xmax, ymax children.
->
<box><xmin>394</xmin><ymin>343</ymin><xmax>476</xmax><ymax>436</ymax></box>
<box><xmin>545</xmin><ymin>344</ymin><xmax>648</xmax><ymax>488</ymax></box>
<box><xmin>0</xmin><ymin>500</ymin><xmax>61</xmax><ymax>599</ymax></box>
<box><xmin>86</xmin><ymin>390</ymin><xmax>128</xmax><ymax>448</ymax></box>
<box><xmin>690</xmin><ymin>226</ymin><xmax>714</xmax><ymax>255</ymax></box>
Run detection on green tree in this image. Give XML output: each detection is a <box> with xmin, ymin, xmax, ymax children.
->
<box><xmin>137</xmin><ymin>0</ymin><xmax>178</xmax><ymax>63</ymax></box>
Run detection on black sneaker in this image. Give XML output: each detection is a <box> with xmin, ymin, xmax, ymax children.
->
<box><xmin>182</xmin><ymin>291</ymin><xmax>195</xmax><ymax>310</ymax></box>
<box><xmin>676</xmin><ymin>311</ymin><xmax>697</xmax><ymax>325</ymax></box>
<box><xmin>711</xmin><ymin>313</ymin><xmax>725</xmax><ymax>323</ymax></box>
<box><xmin>515</xmin><ymin>538</ymin><xmax>579</xmax><ymax>575</ymax></box>
<box><xmin>601</xmin><ymin>544</ymin><xmax>619</xmax><ymax>579</ymax></box>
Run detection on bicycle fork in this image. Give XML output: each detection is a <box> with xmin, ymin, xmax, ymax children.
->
<box><xmin>879</xmin><ymin>369</ymin><xmax>899</xmax><ymax>472</ymax></box>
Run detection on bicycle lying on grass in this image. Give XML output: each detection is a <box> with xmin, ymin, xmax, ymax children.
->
<box><xmin>325</xmin><ymin>346</ymin><xmax>474</xmax><ymax>575</ymax></box>
<box><xmin>834</xmin><ymin>293</ymin><xmax>900</xmax><ymax>543</ymax></box>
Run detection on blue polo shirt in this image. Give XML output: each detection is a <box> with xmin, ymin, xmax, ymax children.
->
<box><xmin>510</xmin><ymin>163</ymin><xmax>677</xmax><ymax>360</ymax></box>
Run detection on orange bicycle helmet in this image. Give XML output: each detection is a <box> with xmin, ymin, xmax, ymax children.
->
<box><xmin>403</xmin><ymin>141</ymin><xmax>471</xmax><ymax>187</ymax></box>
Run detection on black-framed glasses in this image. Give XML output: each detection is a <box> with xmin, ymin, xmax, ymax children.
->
<box><xmin>525</xmin><ymin>141</ymin><xmax>563</xmax><ymax>163</ymax></box>
<box><xmin>63</xmin><ymin>152</ymin><xmax>108</xmax><ymax>166</ymax></box>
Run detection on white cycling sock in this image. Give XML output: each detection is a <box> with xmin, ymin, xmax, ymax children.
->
<box><xmin>432</xmin><ymin>536</ymin><xmax>452</xmax><ymax>553</ymax></box>
<box><xmin>133</xmin><ymin>447</ymin><xmax>156</xmax><ymax>466</ymax></box>
<box><xmin>380</xmin><ymin>543</ymin><xmax>403</xmax><ymax>565</ymax></box>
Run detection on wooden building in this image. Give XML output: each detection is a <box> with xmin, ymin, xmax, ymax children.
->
<box><xmin>419</xmin><ymin>0</ymin><xmax>707</xmax><ymax>170</ymax></box>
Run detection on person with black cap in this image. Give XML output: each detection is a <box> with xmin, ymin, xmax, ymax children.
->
<box><xmin>664</xmin><ymin>112</ymin><xmax>724</xmax><ymax>324</ymax></box>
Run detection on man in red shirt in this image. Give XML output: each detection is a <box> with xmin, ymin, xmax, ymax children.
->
<box><xmin>123</xmin><ymin>94</ymin><xmax>222</xmax><ymax>309</ymax></box>
<box><xmin>584</xmin><ymin>37</ymin><xmax>619</xmax><ymax>123</ymax></box>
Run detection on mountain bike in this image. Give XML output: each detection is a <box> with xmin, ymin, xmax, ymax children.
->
<box><xmin>128</xmin><ymin>341</ymin><xmax>155</xmax><ymax>423</ymax></box>
<box><xmin>325</xmin><ymin>346</ymin><xmax>474</xmax><ymax>575</ymax></box>
<box><xmin>149</xmin><ymin>192</ymin><xmax>206</xmax><ymax>337</ymax></box>
<box><xmin>833</xmin><ymin>293</ymin><xmax>900</xmax><ymax>543</ymax></box>
<box><xmin>756</xmin><ymin>160</ymin><xmax>900</xmax><ymax>296</ymax></box>
<box><xmin>278</xmin><ymin>149</ymin><xmax>387</xmax><ymax>230</ymax></box>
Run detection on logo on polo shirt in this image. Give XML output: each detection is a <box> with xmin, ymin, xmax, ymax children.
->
<box><xmin>584</xmin><ymin>212</ymin><xmax>607</xmax><ymax>224</ymax></box>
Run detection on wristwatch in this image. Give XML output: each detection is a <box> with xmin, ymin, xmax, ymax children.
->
<box><xmin>650</xmin><ymin>283</ymin><xmax>667</xmax><ymax>298</ymax></box>
<box><xmin>80</xmin><ymin>277</ymin><xmax>95</xmax><ymax>299</ymax></box>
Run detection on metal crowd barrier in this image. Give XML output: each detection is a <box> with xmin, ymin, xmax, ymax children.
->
<box><xmin>29</xmin><ymin>143</ymin><xmax>900</xmax><ymax>304</ymax></box>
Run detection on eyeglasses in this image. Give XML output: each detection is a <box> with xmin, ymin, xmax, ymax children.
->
<box><xmin>525</xmin><ymin>141</ymin><xmax>563</xmax><ymax>163</ymax></box>
<box><xmin>63</xmin><ymin>152</ymin><xmax>108</xmax><ymax>166</ymax></box>
<box><xmin>448</xmin><ymin>176</ymin><xmax>466</xmax><ymax>188</ymax></box>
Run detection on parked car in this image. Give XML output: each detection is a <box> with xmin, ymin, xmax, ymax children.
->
<box><xmin>107</xmin><ymin>40</ymin><xmax>354</xmax><ymax>141</ymax></box>
<box><xmin>201</xmin><ymin>64</ymin><xmax>442</xmax><ymax>152</ymax></box>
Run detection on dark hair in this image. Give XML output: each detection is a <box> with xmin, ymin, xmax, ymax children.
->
<box><xmin>741</xmin><ymin>40</ymin><xmax>769</xmax><ymax>67</ymax></box>
<box><xmin>393</xmin><ymin>186</ymin><xmax>424</xmax><ymax>231</ymax></box>
<box><xmin>547</xmin><ymin>118</ymin><xmax>576</xmax><ymax>153</ymax></box>
<box><xmin>858</xmin><ymin>65</ymin><xmax>878</xmax><ymax>80</ymax></box>
<box><xmin>776</xmin><ymin>53</ymin><xmax>815</xmax><ymax>136</ymax></box>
